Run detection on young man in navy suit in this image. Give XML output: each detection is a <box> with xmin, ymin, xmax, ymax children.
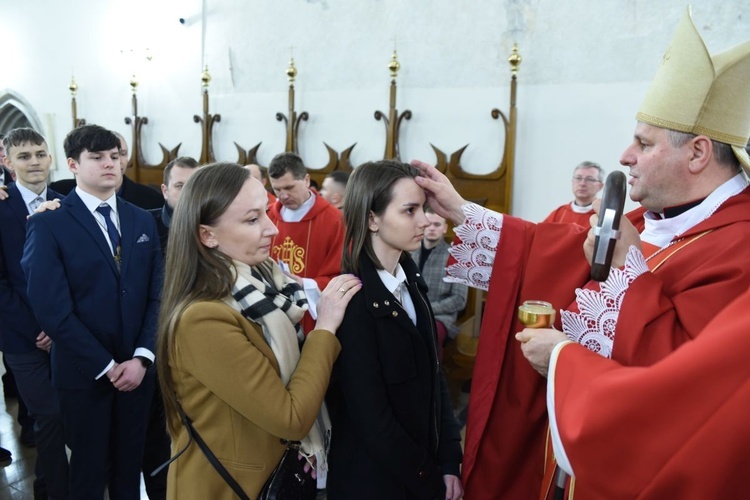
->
<box><xmin>0</xmin><ymin>133</ymin><xmax>14</xmax><ymax>186</ymax></box>
<box><xmin>22</xmin><ymin>125</ymin><xmax>163</xmax><ymax>499</ymax></box>
<box><xmin>0</xmin><ymin>128</ymin><xmax>69</xmax><ymax>499</ymax></box>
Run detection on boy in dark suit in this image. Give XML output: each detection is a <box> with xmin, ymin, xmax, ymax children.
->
<box><xmin>0</xmin><ymin>128</ymin><xmax>69</xmax><ymax>498</ymax></box>
<box><xmin>22</xmin><ymin>124</ymin><xmax>163</xmax><ymax>499</ymax></box>
<box><xmin>0</xmin><ymin>132</ymin><xmax>14</xmax><ymax>186</ymax></box>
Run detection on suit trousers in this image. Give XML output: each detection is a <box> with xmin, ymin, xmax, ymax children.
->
<box><xmin>58</xmin><ymin>372</ymin><xmax>154</xmax><ymax>500</ymax></box>
<box><xmin>5</xmin><ymin>350</ymin><xmax>69</xmax><ymax>499</ymax></box>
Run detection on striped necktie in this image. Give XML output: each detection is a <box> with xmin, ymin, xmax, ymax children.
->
<box><xmin>28</xmin><ymin>196</ymin><xmax>45</xmax><ymax>213</ymax></box>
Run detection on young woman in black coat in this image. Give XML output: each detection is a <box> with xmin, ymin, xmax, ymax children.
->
<box><xmin>326</xmin><ymin>160</ymin><xmax>463</xmax><ymax>500</ymax></box>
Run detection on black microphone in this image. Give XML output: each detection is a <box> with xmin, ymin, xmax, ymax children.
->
<box><xmin>590</xmin><ymin>171</ymin><xmax>627</xmax><ymax>282</ymax></box>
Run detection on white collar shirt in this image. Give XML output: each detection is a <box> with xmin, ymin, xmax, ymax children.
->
<box><xmin>377</xmin><ymin>263</ymin><xmax>417</xmax><ymax>325</ymax></box>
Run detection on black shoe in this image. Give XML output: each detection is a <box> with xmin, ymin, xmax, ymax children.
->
<box><xmin>33</xmin><ymin>478</ymin><xmax>47</xmax><ymax>500</ymax></box>
<box><xmin>2</xmin><ymin>383</ymin><xmax>18</xmax><ymax>399</ymax></box>
<box><xmin>0</xmin><ymin>446</ymin><xmax>11</xmax><ymax>461</ymax></box>
<box><xmin>20</xmin><ymin>425</ymin><xmax>35</xmax><ymax>447</ymax></box>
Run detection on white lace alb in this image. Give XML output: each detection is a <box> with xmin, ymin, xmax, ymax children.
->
<box><xmin>560</xmin><ymin>246</ymin><xmax>649</xmax><ymax>358</ymax></box>
<box><xmin>445</xmin><ymin>203</ymin><xmax>503</xmax><ymax>291</ymax></box>
<box><xmin>443</xmin><ymin>203</ymin><xmax>652</xmax><ymax>358</ymax></box>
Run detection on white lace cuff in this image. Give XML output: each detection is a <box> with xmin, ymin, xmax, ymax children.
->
<box><xmin>445</xmin><ymin>203</ymin><xmax>503</xmax><ymax>291</ymax></box>
<box><xmin>560</xmin><ymin>246</ymin><xmax>649</xmax><ymax>358</ymax></box>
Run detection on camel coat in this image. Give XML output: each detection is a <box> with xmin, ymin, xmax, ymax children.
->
<box><xmin>166</xmin><ymin>300</ymin><xmax>340</xmax><ymax>500</ymax></box>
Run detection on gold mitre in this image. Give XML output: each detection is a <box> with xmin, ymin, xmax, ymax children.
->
<box><xmin>636</xmin><ymin>7</ymin><xmax>750</xmax><ymax>169</ymax></box>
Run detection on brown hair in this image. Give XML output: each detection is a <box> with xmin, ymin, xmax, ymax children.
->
<box><xmin>268</xmin><ymin>152</ymin><xmax>307</xmax><ymax>180</ymax></box>
<box><xmin>163</xmin><ymin>156</ymin><xmax>200</xmax><ymax>185</ymax></box>
<box><xmin>341</xmin><ymin>160</ymin><xmax>419</xmax><ymax>274</ymax></box>
<box><xmin>157</xmin><ymin>162</ymin><xmax>249</xmax><ymax>435</ymax></box>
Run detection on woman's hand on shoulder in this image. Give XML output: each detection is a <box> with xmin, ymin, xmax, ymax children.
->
<box><xmin>314</xmin><ymin>274</ymin><xmax>362</xmax><ymax>335</ymax></box>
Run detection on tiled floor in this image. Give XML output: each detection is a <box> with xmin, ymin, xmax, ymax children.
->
<box><xmin>0</xmin><ymin>395</ymin><xmax>38</xmax><ymax>499</ymax></box>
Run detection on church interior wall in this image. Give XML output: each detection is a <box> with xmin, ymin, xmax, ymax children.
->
<box><xmin>1</xmin><ymin>0</ymin><xmax>746</xmax><ymax>221</ymax></box>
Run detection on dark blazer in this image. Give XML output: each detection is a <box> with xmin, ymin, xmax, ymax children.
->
<box><xmin>148</xmin><ymin>204</ymin><xmax>171</xmax><ymax>254</ymax></box>
<box><xmin>0</xmin><ymin>184</ymin><xmax>61</xmax><ymax>353</ymax></box>
<box><xmin>326</xmin><ymin>254</ymin><xmax>463</xmax><ymax>500</ymax></box>
<box><xmin>0</xmin><ymin>166</ymin><xmax>13</xmax><ymax>186</ymax></box>
<box><xmin>119</xmin><ymin>176</ymin><xmax>164</xmax><ymax>210</ymax></box>
<box><xmin>47</xmin><ymin>178</ymin><xmax>76</xmax><ymax>195</ymax></box>
<box><xmin>21</xmin><ymin>190</ymin><xmax>163</xmax><ymax>389</ymax></box>
<box><xmin>50</xmin><ymin>176</ymin><xmax>164</xmax><ymax>210</ymax></box>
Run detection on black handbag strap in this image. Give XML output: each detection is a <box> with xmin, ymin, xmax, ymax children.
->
<box><xmin>176</xmin><ymin>404</ymin><xmax>252</xmax><ymax>500</ymax></box>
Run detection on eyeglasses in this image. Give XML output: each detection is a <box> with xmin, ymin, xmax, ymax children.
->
<box><xmin>572</xmin><ymin>176</ymin><xmax>602</xmax><ymax>184</ymax></box>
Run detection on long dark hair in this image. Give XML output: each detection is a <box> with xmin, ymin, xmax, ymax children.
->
<box><xmin>341</xmin><ymin>160</ymin><xmax>419</xmax><ymax>274</ymax></box>
<box><xmin>157</xmin><ymin>162</ymin><xmax>250</xmax><ymax>435</ymax></box>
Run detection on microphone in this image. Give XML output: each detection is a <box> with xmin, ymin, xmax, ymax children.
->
<box><xmin>590</xmin><ymin>171</ymin><xmax>627</xmax><ymax>282</ymax></box>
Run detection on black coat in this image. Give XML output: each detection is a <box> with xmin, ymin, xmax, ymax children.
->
<box><xmin>326</xmin><ymin>253</ymin><xmax>462</xmax><ymax>500</ymax></box>
<box><xmin>118</xmin><ymin>176</ymin><xmax>164</xmax><ymax>210</ymax></box>
<box><xmin>148</xmin><ymin>205</ymin><xmax>171</xmax><ymax>255</ymax></box>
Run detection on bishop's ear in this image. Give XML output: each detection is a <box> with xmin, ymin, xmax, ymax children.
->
<box><xmin>686</xmin><ymin>135</ymin><xmax>713</xmax><ymax>174</ymax></box>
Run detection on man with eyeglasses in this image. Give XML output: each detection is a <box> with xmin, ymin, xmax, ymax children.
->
<box><xmin>543</xmin><ymin>161</ymin><xmax>604</xmax><ymax>226</ymax></box>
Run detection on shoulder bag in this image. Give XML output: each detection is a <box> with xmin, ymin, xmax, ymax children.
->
<box><xmin>153</xmin><ymin>404</ymin><xmax>316</xmax><ymax>500</ymax></box>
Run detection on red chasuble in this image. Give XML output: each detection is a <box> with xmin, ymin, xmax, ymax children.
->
<box><xmin>462</xmin><ymin>218</ymin><xmax>591</xmax><ymax>499</ymax></box>
<box><xmin>542</xmin><ymin>203</ymin><xmax>594</xmax><ymax>227</ymax></box>
<box><xmin>551</xmin><ymin>287</ymin><xmax>750</xmax><ymax>499</ymax></box>
<box><xmin>268</xmin><ymin>195</ymin><xmax>345</xmax><ymax>333</ymax></box>
<box><xmin>462</xmin><ymin>188</ymin><xmax>750</xmax><ymax>499</ymax></box>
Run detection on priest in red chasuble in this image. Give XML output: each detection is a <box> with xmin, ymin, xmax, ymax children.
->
<box><xmin>517</xmin><ymin>286</ymin><xmax>750</xmax><ymax>499</ymax></box>
<box><xmin>267</xmin><ymin>152</ymin><xmax>346</xmax><ymax>334</ymax></box>
<box><xmin>542</xmin><ymin>161</ymin><xmax>604</xmax><ymax>227</ymax></box>
<box><xmin>412</xmin><ymin>7</ymin><xmax>750</xmax><ymax>499</ymax></box>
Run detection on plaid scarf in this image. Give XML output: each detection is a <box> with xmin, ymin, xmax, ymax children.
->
<box><xmin>229</xmin><ymin>259</ymin><xmax>308</xmax><ymax>362</ymax></box>
<box><xmin>224</xmin><ymin>258</ymin><xmax>331</xmax><ymax>482</ymax></box>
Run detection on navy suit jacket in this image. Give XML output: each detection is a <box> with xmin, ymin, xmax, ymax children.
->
<box><xmin>21</xmin><ymin>190</ymin><xmax>163</xmax><ymax>389</ymax></box>
<box><xmin>0</xmin><ymin>167</ymin><xmax>12</xmax><ymax>186</ymax></box>
<box><xmin>0</xmin><ymin>183</ymin><xmax>61</xmax><ymax>353</ymax></box>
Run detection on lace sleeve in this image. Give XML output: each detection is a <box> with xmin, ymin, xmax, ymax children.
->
<box><xmin>445</xmin><ymin>203</ymin><xmax>504</xmax><ymax>291</ymax></box>
<box><xmin>560</xmin><ymin>246</ymin><xmax>649</xmax><ymax>358</ymax></box>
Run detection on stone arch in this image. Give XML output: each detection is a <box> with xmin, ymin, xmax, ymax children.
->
<box><xmin>0</xmin><ymin>90</ymin><xmax>43</xmax><ymax>134</ymax></box>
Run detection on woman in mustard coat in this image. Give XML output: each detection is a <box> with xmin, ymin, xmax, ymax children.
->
<box><xmin>156</xmin><ymin>163</ymin><xmax>360</xmax><ymax>499</ymax></box>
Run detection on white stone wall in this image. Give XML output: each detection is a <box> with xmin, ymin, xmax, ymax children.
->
<box><xmin>1</xmin><ymin>0</ymin><xmax>747</xmax><ymax>220</ymax></box>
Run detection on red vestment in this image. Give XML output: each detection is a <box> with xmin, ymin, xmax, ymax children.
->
<box><xmin>268</xmin><ymin>195</ymin><xmax>345</xmax><ymax>332</ymax></box>
<box><xmin>462</xmin><ymin>188</ymin><xmax>750</xmax><ymax>499</ymax></box>
<box><xmin>542</xmin><ymin>202</ymin><xmax>594</xmax><ymax>227</ymax></box>
<box><xmin>551</xmin><ymin>286</ymin><xmax>750</xmax><ymax>499</ymax></box>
